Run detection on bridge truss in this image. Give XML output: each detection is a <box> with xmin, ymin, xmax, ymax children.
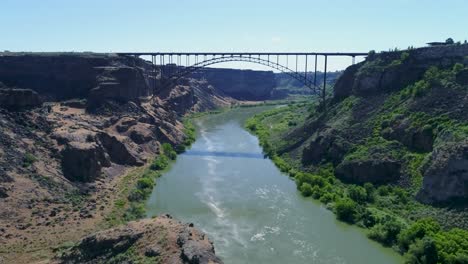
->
<box><xmin>117</xmin><ymin>52</ymin><xmax>367</xmax><ymax>102</ymax></box>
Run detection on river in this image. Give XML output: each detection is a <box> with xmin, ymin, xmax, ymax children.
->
<box><xmin>146</xmin><ymin>106</ymin><xmax>403</xmax><ymax>264</ymax></box>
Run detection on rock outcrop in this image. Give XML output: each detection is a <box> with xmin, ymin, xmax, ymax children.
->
<box><xmin>61</xmin><ymin>141</ymin><xmax>110</xmax><ymax>182</ymax></box>
<box><xmin>301</xmin><ymin>128</ymin><xmax>350</xmax><ymax>166</ymax></box>
<box><xmin>381</xmin><ymin>117</ymin><xmax>434</xmax><ymax>152</ymax></box>
<box><xmin>88</xmin><ymin>66</ymin><xmax>153</xmax><ymax>108</ymax></box>
<box><xmin>336</xmin><ymin>158</ymin><xmax>401</xmax><ymax>184</ymax></box>
<box><xmin>334</xmin><ymin>44</ymin><xmax>468</xmax><ymax>98</ymax></box>
<box><xmin>417</xmin><ymin>140</ymin><xmax>468</xmax><ymax>204</ymax></box>
<box><xmin>58</xmin><ymin>215</ymin><xmax>223</xmax><ymax>264</ymax></box>
<box><xmin>97</xmin><ymin>132</ymin><xmax>143</xmax><ymax>166</ymax></box>
<box><xmin>0</xmin><ymin>53</ymin><xmax>153</xmax><ymax>103</ymax></box>
<box><xmin>0</xmin><ymin>88</ymin><xmax>41</xmax><ymax>110</ymax></box>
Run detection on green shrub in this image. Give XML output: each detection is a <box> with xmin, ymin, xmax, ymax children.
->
<box><xmin>180</xmin><ymin>119</ymin><xmax>196</xmax><ymax>152</ymax></box>
<box><xmin>452</xmin><ymin>63</ymin><xmax>464</xmax><ymax>74</ymax></box>
<box><xmin>404</xmin><ymin>237</ymin><xmax>438</xmax><ymax>264</ymax></box>
<box><xmin>272</xmin><ymin>155</ymin><xmax>291</xmax><ymax>173</ymax></box>
<box><xmin>137</xmin><ymin>177</ymin><xmax>154</xmax><ymax>190</ymax></box>
<box><xmin>162</xmin><ymin>143</ymin><xmax>177</xmax><ymax>160</ymax></box>
<box><xmin>368</xmin><ymin>216</ymin><xmax>405</xmax><ymax>246</ymax></box>
<box><xmin>398</xmin><ymin>218</ymin><xmax>440</xmax><ymax>251</ymax></box>
<box><xmin>348</xmin><ymin>185</ymin><xmax>368</xmax><ymax>203</ymax></box>
<box><xmin>335</xmin><ymin>198</ymin><xmax>358</xmax><ymax>223</ymax></box>
<box><xmin>363</xmin><ymin>182</ymin><xmax>376</xmax><ymax>202</ymax></box>
<box><xmin>400</xmin><ymin>52</ymin><xmax>410</xmax><ymax>62</ymax></box>
<box><xmin>377</xmin><ymin>185</ymin><xmax>391</xmax><ymax>196</ymax></box>
<box><xmin>361</xmin><ymin>208</ymin><xmax>378</xmax><ymax>228</ymax></box>
<box><xmin>128</xmin><ymin>189</ymin><xmax>146</xmax><ymax>202</ymax></box>
<box><xmin>393</xmin><ymin>187</ymin><xmax>409</xmax><ymax>204</ymax></box>
<box><xmin>311</xmin><ymin>185</ymin><xmax>323</xmax><ymax>199</ymax></box>
<box><xmin>23</xmin><ymin>153</ymin><xmax>37</xmax><ymax>167</ymax></box>
<box><xmin>411</xmin><ymin>80</ymin><xmax>430</xmax><ymax>97</ymax></box>
<box><xmin>300</xmin><ymin>182</ymin><xmax>313</xmax><ymax>197</ymax></box>
<box><xmin>124</xmin><ymin>203</ymin><xmax>145</xmax><ymax>220</ymax></box>
<box><xmin>150</xmin><ymin>155</ymin><xmax>169</xmax><ymax>171</ymax></box>
<box><xmin>319</xmin><ymin>192</ymin><xmax>335</xmax><ymax>204</ymax></box>
<box><xmin>433</xmin><ymin>228</ymin><xmax>468</xmax><ymax>264</ymax></box>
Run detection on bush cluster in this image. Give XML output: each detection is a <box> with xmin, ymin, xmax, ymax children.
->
<box><xmin>125</xmin><ymin>149</ymin><xmax>173</xmax><ymax>221</ymax></box>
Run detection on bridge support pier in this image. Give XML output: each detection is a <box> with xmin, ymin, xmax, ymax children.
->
<box><xmin>314</xmin><ymin>55</ymin><xmax>318</xmax><ymax>94</ymax></box>
<box><xmin>322</xmin><ymin>55</ymin><xmax>328</xmax><ymax>110</ymax></box>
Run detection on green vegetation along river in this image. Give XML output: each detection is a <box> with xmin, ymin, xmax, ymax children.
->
<box><xmin>146</xmin><ymin>107</ymin><xmax>403</xmax><ymax>264</ymax></box>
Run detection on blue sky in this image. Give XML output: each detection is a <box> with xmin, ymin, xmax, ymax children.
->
<box><xmin>2</xmin><ymin>0</ymin><xmax>467</xmax><ymax>70</ymax></box>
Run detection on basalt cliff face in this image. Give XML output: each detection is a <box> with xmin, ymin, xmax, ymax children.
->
<box><xmin>191</xmin><ymin>67</ymin><xmax>276</xmax><ymax>100</ymax></box>
<box><xmin>279</xmin><ymin>44</ymin><xmax>468</xmax><ymax>205</ymax></box>
<box><xmin>0</xmin><ymin>52</ymin><xmax>235</xmax><ymax>263</ymax></box>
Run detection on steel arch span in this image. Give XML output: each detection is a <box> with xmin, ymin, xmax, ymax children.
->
<box><xmin>117</xmin><ymin>52</ymin><xmax>368</xmax><ymax>101</ymax></box>
<box><xmin>167</xmin><ymin>55</ymin><xmax>320</xmax><ymax>93</ymax></box>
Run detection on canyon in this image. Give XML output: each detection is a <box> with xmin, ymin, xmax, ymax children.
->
<box><xmin>0</xmin><ymin>44</ymin><xmax>467</xmax><ymax>263</ymax></box>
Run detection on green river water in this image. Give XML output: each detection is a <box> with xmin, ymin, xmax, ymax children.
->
<box><xmin>146</xmin><ymin>106</ymin><xmax>403</xmax><ymax>264</ymax></box>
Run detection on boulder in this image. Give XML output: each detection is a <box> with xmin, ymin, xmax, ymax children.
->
<box><xmin>417</xmin><ymin>140</ymin><xmax>468</xmax><ymax>204</ymax></box>
<box><xmin>61</xmin><ymin>141</ymin><xmax>110</xmax><ymax>182</ymax></box>
<box><xmin>336</xmin><ymin>158</ymin><xmax>401</xmax><ymax>184</ymax></box>
<box><xmin>115</xmin><ymin>117</ymin><xmax>138</xmax><ymax>133</ymax></box>
<box><xmin>61</xmin><ymin>99</ymin><xmax>87</xmax><ymax>109</ymax></box>
<box><xmin>0</xmin><ymin>186</ymin><xmax>8</xmax><ymax>198</ymax></box>
<box><xmin>178</xmin><ymin>227</ymin><xmax>222</xmax><ymax>264</ymax></box>
<box><xmin>0</xmin><ymin>88</ymin><xmax>41</xmax><ymax>110</ymax></box>
<box><xmin>98</xmin><ymin>132</ymin><xmax>143</xmax><ymax>166</ymax></box>
<box><xmin>144</xmin><ymin>245</ymin><xmax>161</xmax><ymax>257</ymax></box>
<box><xmin>128</xmin><ymin>125</ymin><xmax>155</xmax><ymax>144</ymax></box>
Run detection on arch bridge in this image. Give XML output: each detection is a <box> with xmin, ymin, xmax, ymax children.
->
<box><xmin>117</xmin><ymin>52</ymin><xmax>368</xmax><ymax>102</ymax></box>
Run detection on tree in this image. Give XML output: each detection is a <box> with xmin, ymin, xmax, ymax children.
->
<box><xmin>368</xmin><ymin>217</ymin><xmax>405</xmax><ymax>245</ymax></box>
<box><xmin>349</xmin><ymin>185</ymin><xmax>368</xmax><ymax>203</ymax></box>
<box><xmin>300</xmin><ymin>182</ymin><xmax>313</xmax><ymax>197</ymax></box>
<box><xmin>405</xmin><ymin>237</ymin><xmax>438</xmax><ymax>264</ymax></box>
<box><xmin>398</xmin><ymin>218</ymin><xmax>440</xmax><ymax>251</ymax></box>
<box><xmin>335</xmin><ymin>198</ymin><xmax>358</xmax><ymax>223</ymax></box>
<box><xmin>446</xmin><ymin>38</ymin><xmax>454</xmax><ymax>44</ymax></box>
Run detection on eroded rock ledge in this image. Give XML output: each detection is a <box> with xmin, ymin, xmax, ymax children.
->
<box><xmin>57</xmin><ymin>215</ymin><xmax>223</xmax><ymax>264</ymax></box>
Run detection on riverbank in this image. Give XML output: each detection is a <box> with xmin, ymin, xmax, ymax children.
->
<box><xmin>245</xmin><ymin>102</ymin><xmax>468</xmax><ymax>263</ymax></box>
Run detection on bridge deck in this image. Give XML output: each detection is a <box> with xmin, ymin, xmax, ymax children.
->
<box><xmin>116</xmin><ymin>52</ymin><xmax>368</xmax><ymax>57</ymax></box>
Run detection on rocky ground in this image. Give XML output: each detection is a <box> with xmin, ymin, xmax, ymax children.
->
<box><xmin>0</xmin><ymin>53</ymin><xmax>243</xmax><ymax>263</ymax></box>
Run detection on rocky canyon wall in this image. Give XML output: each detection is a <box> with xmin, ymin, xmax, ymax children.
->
<box><xmin>191</xmin><ymin>67</ymin><xmax>276</xmax><ymax>100</ymax></box>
